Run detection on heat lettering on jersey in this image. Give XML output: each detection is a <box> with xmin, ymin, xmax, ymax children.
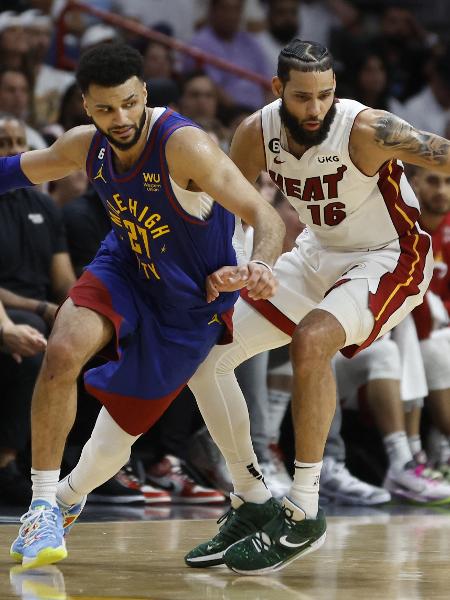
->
<box><xmin>106</xmin><ymin>192</ymin><xmax>171</xmax><ymax>280</ymax></box>
<box><xmin>268</xmin><ymin>165</ymin><xmax>347</xmax><ymax>201</ymax></box>
<box><xmin>269</xmin><ymin>165</ymin><xmax>348</xmax><ymax>227</ymax></box>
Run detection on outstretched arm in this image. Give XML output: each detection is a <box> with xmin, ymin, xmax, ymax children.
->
<box><xmin>0</xmin><ymin>125</ymin><xmax>95</xmax><ymax>193</ymax></box>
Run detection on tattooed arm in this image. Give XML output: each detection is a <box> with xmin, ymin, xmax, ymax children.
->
<box><xmin>350</xmin><ymin>109</ymin><xmax>450</xmax><ymax>175</ymax></box>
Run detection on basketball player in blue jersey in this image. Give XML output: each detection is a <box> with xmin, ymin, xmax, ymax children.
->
<box><xmin>2</xmin><ymin>43</ymin><xmax>285</xmax><ymax>568</ymax></box>
<box><xmin>183</xmin><ymin>38</ymin><xmax>450</xmax><ymax>575</ymax></box>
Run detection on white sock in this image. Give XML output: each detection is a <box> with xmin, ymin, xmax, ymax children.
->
<box><xmin>57</xmin><ymin>473</ymin><xmax>85</xmax><ymax>507</ymax></box>
<box><xmin>227</xmin><ymin>455</ymin><xmax>272</xmax><ymax>503</ymax></box>
<box><xmin>31</xmin><ymin>469</ymin><xmax>60</xmax><ymax>507</ymax></box>
<box><xmin>408</xmin><ymin>434</ymin><xmax>422</xmax><ymax>457</ymax></box>
<box><xmin>57</xmin><ymin>408</ymin><xmax>139</xmax><ymax>506</ymax></box>
<box><xmin>383</xmin><ymin>431</ymin><xmax>413</xmax><ymax>473</ymax></box>
<box><xmin>289</xmin><ymin>460</ymin><xmax>322</xmax><ymax>519</ymax></box>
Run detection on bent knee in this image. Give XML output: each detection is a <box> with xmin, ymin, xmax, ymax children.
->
<box><xmin>42</xmin><ymin>336</ymin><xmax>86</xmax><ymax>379</ymax></box>
<box><xmin>291</xmin><ymin>318</ymin><xmax>344</xmax><ymax>368</ymax></box>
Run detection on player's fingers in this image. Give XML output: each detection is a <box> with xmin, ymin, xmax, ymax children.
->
<box><xmin>246</xmin><ymin>268</ymin><xmax>271</xmax><ymax>291</ymax></box>
<box><xmin>228</xmin><ymin>265</ymin><xmax>249</xmax><ymax>284</ymax></box>
<box><xmin>247</xmin><ymin>275</ymin><xmax>278</xmax><ymax>300</ymax></box>
<box><xmin>206</xmin><ymin>280</ymin><xmax>220</xmax><ymax>304</ymax></box>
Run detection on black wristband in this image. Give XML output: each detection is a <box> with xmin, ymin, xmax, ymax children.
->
<box><xmin>35</xmin><ymin>301</ymin><xmax>48</xmax><ymax>317</ymax></box>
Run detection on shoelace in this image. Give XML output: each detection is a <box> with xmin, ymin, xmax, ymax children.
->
<box><xmin>19</xmin><ymin>507</ymin><xmax>58</xmax><ymax>540</ymax></box>
<box><xmin>252</xmin><ymin>506</ymin><xmax>295</xmax><ymax>553</ymax></box>
<box><xmin>214</xmin><ymin>508</ymin><xmax>258</xmax><ymax>545</ymax></box>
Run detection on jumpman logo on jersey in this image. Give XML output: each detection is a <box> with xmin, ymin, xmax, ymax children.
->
<box><xmin>208</xmin><ymin>313</ymin><xmax>222</xmax><ymax>325</ymax></box>
<box><xmin>94</xmin><ymin>164</ymin><xmax>107</xmax><ymax>184</ymax></box>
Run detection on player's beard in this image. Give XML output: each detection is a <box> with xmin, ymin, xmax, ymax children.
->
<box><xmin>93</xmin><ymin>108</ymin><xmax>147</xmax><ymax>151</ymax></box>
<box><xmin>279</xmin><ymin>98</ymin><xmax>336</xmax><ymax>147</ymax></box>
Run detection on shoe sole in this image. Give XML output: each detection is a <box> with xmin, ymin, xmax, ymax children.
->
<box><xmin>185</xmin><ymin>549</ymin><xmax>226</xmax><ymax>567</ymax></box>
<box><xmin>10</xmin><ymin>550</ymin><xmax>22</xmax><ymax>563</ymax></box>
<box><xmin>389</xmin><ymin>489</ymin><xmax>450</xmax><ymax>506</ymax></box>
<box><xmin>185</xmin><ymin>535</ymin><xmax>248</xmax><ymax>568</ymax></box>
<box><xmin>20</xmin><ymin>546</ymin><xmax>68</xmax><ymax>570</ymax></box>
<box><xmin>143</xmin><ymin>496</ymin><xmax>172</xmax><ymax>504</ymax></box>
<box><xmin>227</xmin><ymin>532</ymin><xmax>327</xmax><ymax>575</ymax></box>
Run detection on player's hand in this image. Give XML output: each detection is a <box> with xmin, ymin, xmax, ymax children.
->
<box><xmin>1</xmin><ymin>323</ymin><xmax>47</xmax><ymax>363</ymax></box>
<box><xmin>205</xmin><ymin>265</ymin><xmax>249</xmax><ymax>303</ymax></box>
<box><xmin>245</xmin><ymin>261</ymin><xmax>278</xmax><ymax>300</ymax></box>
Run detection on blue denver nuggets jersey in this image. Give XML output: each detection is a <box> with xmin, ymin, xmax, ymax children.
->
<box><xmin>85</xmin><ymin>108</ymin><xmax>238</xmax><ymax>318</ymax></box>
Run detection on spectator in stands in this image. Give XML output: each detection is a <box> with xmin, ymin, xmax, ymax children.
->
<box><xmin>410</xmin><ymin>167</ymin><xmax>450</xmax><ymax>478</ymax></box>
<box><xmin>257</xmin><ymin>0</ymin><xmax>302</xmax><ymax>75</ymax></box>
<box><xmin>333</xmin><ymin>316</ymin><xmax>450</xmax><ymax>505</ymax></box>
<box><xmin>346</xmin><ymin>51</ymin><xmax>402</xmax><ymax>113</ymax></box>
<box><xmin>0</xmin><ymin>68</ymin><xmax>47</xmax><ymax>150</ymax></box>
<box><xmin>0</xmin><ymin>297</ymin><xmax>47</xmax><ymax>506</ymax></box>
<box><xmin>222</xmin><ymin>104</ymin><xmax>253</xmax><ymax>140</ymax></box>
<box><xmin>142</xmin><ymin>41</ymin><xmax>176</xmax><ymax>81</ymax></box>
<box><xmin>146</xmin><ymin>79</ymin><xmax>180</xmax><ymax>111</ymax></box>
<box><xmin>58</xmin><ymin>82</ymin><xmax>90</xmax><ymax>132</ymax></box>
<box><xmin>369</xmin><ymin>5</ymin><xmax>432</xmax><ymax>102</ymax></box>
<box><xmin>79</xmin><ymin>24</ymin><xmax>119</xmax><ymax>54</ymax></box>
<box><xmin>185</xmin><ymin>0</ymin><xmax>271</xmax><ymax>110</ymax></box>
<box><xmin>49</xmin><ymin>172</ymin><xmax>89</xmax><ymax>208</ymax></box>
<box><xmin>20</xmin><ymin>9</ymin><xmax>74</xmax><ymax>127</ymax></box>
<box><xmin>299</xmin><ymin>0</ymin><xmax>360</xmax><ymax>48</ymax></box>
<box><xmin>0</xmin><ymin>11</ymin><xmax>30</xmax><ymax>73</ymax></box>
<box><xmin>111</xmin><ymin>0</ymin><xmax>199</xmax><ymax>43</ymax></box>
<box><xmin>0</xmin><ymin>113</ymin><xmax>75</xmax><ymax>505</ymax></box>
<box><xmin>398</xmin><ymin>45</ymin><xmax>450</xmax><ymax>136</ymax></box>
<box><xmin>178</xmin><ymin>72</ymin><xmax>218</xmax><ymax>122</ymax></box>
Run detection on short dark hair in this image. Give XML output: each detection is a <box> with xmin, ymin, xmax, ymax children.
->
<box><xmin>76</xmin><ymin>42</ymin><xmax>144</xmax><ymax>93</ymax></box>
<box><xmin>277</xmin><ymin>39</ymin><xmax>334</xmax><ymax>84</ymax></box>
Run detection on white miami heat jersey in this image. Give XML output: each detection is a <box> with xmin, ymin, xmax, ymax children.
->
<box><xmin>261</xmin><ymin>98</ymin><xmax>421</xmax><ymax>249</ymax></box>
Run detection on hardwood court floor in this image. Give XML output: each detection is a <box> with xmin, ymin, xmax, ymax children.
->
<box><xmin>2</xmin><ymin>512</ymin><xmax>450</xmax><ymax>600</ymax></box>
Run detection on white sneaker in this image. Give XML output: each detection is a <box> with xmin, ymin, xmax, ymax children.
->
<box><xmin>320</xmin><ymin>457</ymin><xmax>391</xmax><ymax>505</ymax></box>
<box><xmin>260</xmin><ymin>461</ymin><xmax>291</xmax><ymax>498</ymax></box>
<box><xmin>384</xmin><ymin>461</ymin><xmax>450</xmax><ymax>505</ymax></box>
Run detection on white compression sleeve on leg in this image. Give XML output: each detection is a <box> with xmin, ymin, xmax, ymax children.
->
<box><xmin>189</xmin><ymin>299</ymin><xmax>290</xmax><ymax>501</ymax></box>
<box><xmin>57</xmin><ymin>407</ymin><xmax>141</xmax><ymax>505</ymax></box>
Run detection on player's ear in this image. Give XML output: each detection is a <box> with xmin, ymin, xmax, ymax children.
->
<box><xmin>272</xmin><ymin>76</ymin><xmax>283</xmax><ymax>98</ymax></box>
<box><xmin>142</xmin><ymin>81</ymin><xmax>148</xmax><ymax>104</ymax></box>
<box><xmin>82</xmin><ymin>94</ymin><xmax>91</xmax><ymax>118</ymax></box>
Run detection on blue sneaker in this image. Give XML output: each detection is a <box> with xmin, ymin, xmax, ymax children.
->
<box><xmin>58</xmin><ymin>494</ymin><xmax>87</xmax><ymax>535</ymax></box>
<box><xmin>10</xmin><ymin>500</ymin><xmax>67</xmax><ymax>568</ymax></box>
<box><xmin>11</xmin><ymin>494</ymin><xmax>87</xmax><ymax>564</ymax></box>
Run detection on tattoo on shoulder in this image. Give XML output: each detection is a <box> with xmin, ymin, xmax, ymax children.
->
<box><xmin>371</xmin><ymin>113</ymin><xmax>449</xmax><ymax>165</ymax></box>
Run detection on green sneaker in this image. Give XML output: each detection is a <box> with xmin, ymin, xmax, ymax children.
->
<box><xmin>223</xmin><ymin>497</ymin><xmax>327</xmax><ymax>574</ymax></box>
<box><xmin>184</xmin><ymin>493</ymin><xmax>280</xmax><ymax>568</ymax></box>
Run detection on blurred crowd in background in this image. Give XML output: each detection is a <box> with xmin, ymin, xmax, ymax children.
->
<box><xmin>0</xmin><ymin>0</ymin><xmax>450</xmax><ymax>512</ymax></box>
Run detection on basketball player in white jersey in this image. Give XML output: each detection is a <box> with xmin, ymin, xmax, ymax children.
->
<box><xmin>182</xmin><ymin>38</ymin><xmax>450</xmax><ymax>574</ymax></box>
